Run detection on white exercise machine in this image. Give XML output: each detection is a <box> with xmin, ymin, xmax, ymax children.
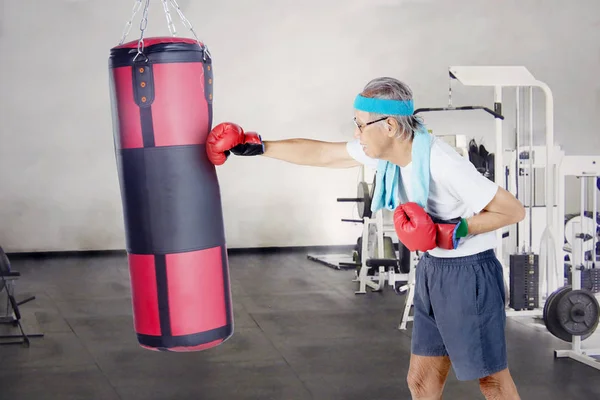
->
<box><xmin>551</xmin><ymin>156</ymin><xmax>600</xmax><ymax>370</ymax></box>
<box><xmin>401</xmin><ymin>66</ymin><xmax>559</xmax><ymax>326</ymax></box>
<box><xmin>399</xmin><ymin>65</ymin><xmax>558</xmax><ymax>325</ymax></box>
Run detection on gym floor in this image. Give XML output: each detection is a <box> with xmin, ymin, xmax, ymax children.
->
<box><xmin>1</xmin><ymin>249</ymin><xmax>599</xmax><ymax>400</ymax></box>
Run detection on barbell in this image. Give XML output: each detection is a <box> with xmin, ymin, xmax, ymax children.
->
<box><xmin>337</xmin><ymin>182</ymin><xmax>372</xmax><ymax>219</ymax></box>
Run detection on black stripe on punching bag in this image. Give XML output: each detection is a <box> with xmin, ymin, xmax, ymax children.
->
<box><xmin>133</xmin><ymin>60</ymin><xmax>155</xmax><ymax>147</ymax></box>
<box><xmin>119</xmin><ymin>145</ymin><xmax>226</xmax><ymax>254</ymax></box>
<box><xmin>221</xmin><ymin>245</ymin><xmax>233</xmax><ymax>327</ymax></box>
<box><xmin>137</xmin><ymin>325</ymin><xmax>232</xmax><ymax>350</ymax></box>
<box><xmin>155</xmin><ymin>254</ymin><xmax>172</xmax><ymax>337</ymax></box>
<box><xmin>204</xmin><ymin>60</ymin><xmax>213</xmax><ymax>130</ymax></box>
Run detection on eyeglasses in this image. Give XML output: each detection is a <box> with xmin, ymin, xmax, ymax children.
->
<box><xmin>353</xmin><ymin>116</ymin><xmax>388</xmax><ymax>132</ymax></box>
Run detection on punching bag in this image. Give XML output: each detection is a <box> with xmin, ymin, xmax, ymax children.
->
<box><xmin>108</xmin><ymin>37</ymin><xmax>233</xmax><ymax>352</ymax></box>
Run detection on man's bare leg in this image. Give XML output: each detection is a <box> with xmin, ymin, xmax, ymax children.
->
<box><xmin>407</xmin><ymin>354</ymin><xmax>452</xmax><ymax>400</ymax></box>
<box><xmin>479</xmin><ymin>368</ymin><xmax>520</xmax><ymax>400</ymax></box>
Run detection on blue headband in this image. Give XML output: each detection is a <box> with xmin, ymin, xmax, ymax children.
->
<box><xmin>353</xmin><ymin>94</ymin><xmax>414</xmax><ymax>116</ymax></box>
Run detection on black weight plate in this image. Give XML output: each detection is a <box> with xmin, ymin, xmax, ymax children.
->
<box><xmin>357</xmin><ymin>182</ymin><xmax>371</xmax><ymax>219</ymax></box>
<box><xmin>556</xmin><ymin>289</ymin><xmax>600</xmax><ymax>337</ymax></box>
<box><xmin>544</xmin><ymin>286</ymin><xmax>594</xmax><ymax>342</ymax></box>
<box><xmin>543</xmin><ymin>286</ymin><xmax>572</xmax><ymax>342</ymax></box>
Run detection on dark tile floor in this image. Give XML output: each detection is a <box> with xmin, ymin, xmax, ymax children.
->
<box><xmin>1</xmin><ymin>249</ymin><xmax>599</xmax><ymax>399</ymax></box>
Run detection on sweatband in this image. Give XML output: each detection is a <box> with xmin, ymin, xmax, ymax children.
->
<box><xmin>353</xmin><ymin>94</ymin><xmax>414</xmax><ymax>116</ymax></box>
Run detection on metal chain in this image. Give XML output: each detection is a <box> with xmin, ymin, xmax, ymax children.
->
<box><xmin>134</xmin><ymin>0</ymin><xmax>151</xmax><ymax>61</ymax></box>
<box><xmin>118</xmin><ymin>0</ymin><xmax>144</xmax><ymax>45</ymax></box>
<box><xmin>161</xmin><ymin>0</ymin><xmax>178</xmax><ymax>36</ymax></box>
<box><xmin>119</xmin><ymin>0</ymin><xmax>209</xmax><ymax>60</ymax></box>
<box><xmin>168</xmin><ymin>0</ymin><xmax>211</xmax><ymax>58</ymax></box>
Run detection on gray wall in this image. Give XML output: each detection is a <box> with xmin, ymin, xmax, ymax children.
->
<box><xmin>1</xmin><ymin>0</ymin><xmax>599</xmax><ymax>252</ymax></box>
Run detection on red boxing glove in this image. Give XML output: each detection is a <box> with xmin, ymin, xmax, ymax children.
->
<box><xmin>393</xmin><ymin>203</ymin><xmax>437</xmax><ymax>252</ymax></box>
<box><xmin>206</xmin><ymin>122</ymin><xmax>264</xmax><ymax>165</ymax></box>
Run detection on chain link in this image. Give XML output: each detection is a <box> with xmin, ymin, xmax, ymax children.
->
<box><xmin>118</xmin><ymin>0</ymin><xmax>144</xmax><ymax>45</ymax></box>
<box><xmin>168</xmin><ymin>0</ymin><xmax>211</xmax><ymax>58</ymax></box>
<box><xmin>119</xmin><ymin>0</ymin><xmax>210</xmax><ymax>61</ymax></box>
<box><xmin>134</xmin><ymin>0</ymin><xmax>151</xmax><ymax>62</ymax></box>
<box><xmin>161</xmin><ymin>0</ymin><xmax>178</xmax><ymax>36</ymax></box>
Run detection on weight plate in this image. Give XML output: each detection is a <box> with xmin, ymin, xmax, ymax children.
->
<box><xmin>556</xmin><ymin>289</ymin><xmax>600</xmax><ymax>337</ymax></box>
<box><xmin>543</xmin><ymin>286</ymin><xmax>595</xmax><ymax>342</ymax></box>
<box><xmin>357</xmin><ymin>182</ymin><xmax>372</xmax><ymax>219</ymax></box>
<box><xmin>544</xmin><ymin>286</ymin><xmax>572</xmax><ymax>342</ymax></box>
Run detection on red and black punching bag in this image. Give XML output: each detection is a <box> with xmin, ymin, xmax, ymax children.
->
<box><xmin>108</xmin><ymin>37</ymin><xmax>233</xmax><ymax>352</ymax></box>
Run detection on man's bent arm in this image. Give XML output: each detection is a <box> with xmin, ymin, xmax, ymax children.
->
<box><xmin>263</xmin><ymin>139</ymin><xmax>360</xmax><ymax>168</ymax></box>
<box><xmin>466</xmin><ymin>187</ymin><xmax>526</xmax><ymax>235</ymax></box>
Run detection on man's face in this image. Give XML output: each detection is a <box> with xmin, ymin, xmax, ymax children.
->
<box><xmin>353</xmin><ymin>110</ymin><xmax>393</xmax><ymax>158</ymax></box>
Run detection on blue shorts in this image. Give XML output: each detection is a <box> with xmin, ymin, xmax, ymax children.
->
<box><xmin>411</xmin><ymin>249</ymin><xmax>507</xmax><ymax>381</ymax></box>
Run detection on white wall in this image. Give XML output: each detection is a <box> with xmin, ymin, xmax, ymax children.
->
<box><xmin>1</xmin><ymin>0</ymin><xmax>599</xmax><ymax>252</ymax></box>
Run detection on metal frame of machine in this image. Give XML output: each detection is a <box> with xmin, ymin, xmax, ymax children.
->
<box><xmin>446</xmin><ymin>66</ymin><xmax>560</xmax><ymax>306</ymax></box>
<box><xmin>553</xmin><ymin>157</ymin><xmax>600</xmax><ymax>370</ymax></box>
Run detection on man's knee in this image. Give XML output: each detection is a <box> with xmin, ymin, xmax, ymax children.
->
<box><xmin>407</xmin><ymin>374</ymin><xmax>443</xmax><ymax>398</ymax></box>
<box><xmin>479</xmin><ymin>375</ymin><xmax>502</xmax><ymax>399</ymax></box>
<box><xmin>479</xmin><ymin>369</ymin><xmax>520</xmax><ymax>400</ymax></box>
<box><xmin>407</xmin><ymin>357</ymin><xmax>449</xmax><ymax>398</ymax></box>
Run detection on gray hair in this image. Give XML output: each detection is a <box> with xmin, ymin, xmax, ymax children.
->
<box><xmin>360</xmin><ymin>77</ymin><xmax>424</xmax><ymax>141</ymax></box>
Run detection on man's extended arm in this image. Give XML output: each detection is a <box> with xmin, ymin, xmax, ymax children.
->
<box><xmin>206</xmin><ymin>122</ymin><xmax>360</xmax><ymax>169</ymax></box>
<box><xmin>466</xmin><ymin>187</ymin><xmax>526</xmax><ymax>235</ymax></box>
<box><xmin>263</xmin><ymin>139</ymin><xmax>359</xmax><ymax>168</ymax></box>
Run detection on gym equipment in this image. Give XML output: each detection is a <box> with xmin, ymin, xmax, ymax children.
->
<box><xmin>442</xmin><ymin>67</ymin><xmax>558</xmax><ymax>313</ymax></box>
<box><xmin>339</xmin><ymin>171</ymin><xmax>411</xmax><ymax>295</ymax></box>
<box><xmin>0</xmin><ymin>247</ymin><xmax>9</xmax><ymax>293</ymax></box>
<box><xmin>398</xmin><ymin>66</ymin><xmax>557</xmax><ymax>332</ymax></box>
<box><xmin>568</xmin><ymin>269</ymin><xmax>600</xmax><ymax>294</ymax></box>
<box><xmin>543</xmin><ymin>286</ymin><xmax>598</xmax><ymax>342</ymax></box>
<box><xmin>551</xmin><ymin>170</ymin><xmax>600</xmax><ymax>370</ymax></box>
<box><xmin>509</xmin><ymin>254</ymin><xmax>539</xmax><ymax>310</ymax></box>
<box><xmin>306</xmin><ymin>253</ymin><xmax>357</xmax><ymax>271</ymax></box>
<box><xmin>467</xmin><ymin>139</ymin><xmax>495</xmax><ymax>182</ymax></box>
<box><xmin>434</xmin><ymin>133</ymin><xmax>470</xmax><ymax>159</ymax></box>
<box><xmin>334</xmin><ymin>169</ymin><xmax>412</xmax><ymax>292</ymax></box>
<box><xmin>507</xmin><ymin>87</ymin><xmax>540</xmax><ymax>312</ymax></box>
<box><xmin>110</xmin><ymin>0</ymin><xmax>232</xmax><ymax>352</ymax></box>
<box><xmin>307</xmin><ymin>179</ymin><xmax>374</xmax><ymax>271</ymax></box>
<box><xmin>352</xmin><ymin>204</ymin><xmax>412</xmax><ymax>294</ymax></box>
<box><xmin>413</xmin><ymin>71</ymin><xmax>504</xmax><ymax>120</ymax></box>
<box><xmin>309</xmin><ymin>168</ymin><xmax>411</xmax><ymax>294</ymax></box>
<box><xmin>0</xmin><ymin>246</ymin><xmax>43</xmax><ymax>347</ymax></box>
<box><xmin>337</xmin><ymin>181</ymin><xmax>373</xmax><ymax>219</ymax></box>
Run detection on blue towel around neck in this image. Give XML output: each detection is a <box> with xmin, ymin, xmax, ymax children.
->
<box><xmin>370</xmin><ymin>128</ymin><xmax>432</xmax><ymax>213</ymax></box>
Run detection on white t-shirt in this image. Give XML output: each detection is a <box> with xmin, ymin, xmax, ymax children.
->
<box><xmin>346</xmin><ymin>136</ymin><xmax>499</xmax><ymax>258</ymax></box>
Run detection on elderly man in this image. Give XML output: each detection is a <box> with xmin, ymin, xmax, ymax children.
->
<box><xmin>206</xmin><ymin>77</ymin><xmax>525</xmax><ymax>400</ymax></box>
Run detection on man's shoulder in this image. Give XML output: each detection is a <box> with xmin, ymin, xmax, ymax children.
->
<box><xmin>429</xmin><ymin>136</ymin><xmax>469</xmax><ymax>171</ymax></box>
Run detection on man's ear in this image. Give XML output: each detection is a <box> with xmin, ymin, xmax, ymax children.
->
<box><xmin>386</xmin><ymin>117</ymin><xmax>399</xmax><ymax>137</ymax></box>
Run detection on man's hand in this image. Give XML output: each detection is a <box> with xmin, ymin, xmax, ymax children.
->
<box><xmin>206</xmin><ymin>122</ymin><xmax>264</xmax><ymax>165</ymax></box>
